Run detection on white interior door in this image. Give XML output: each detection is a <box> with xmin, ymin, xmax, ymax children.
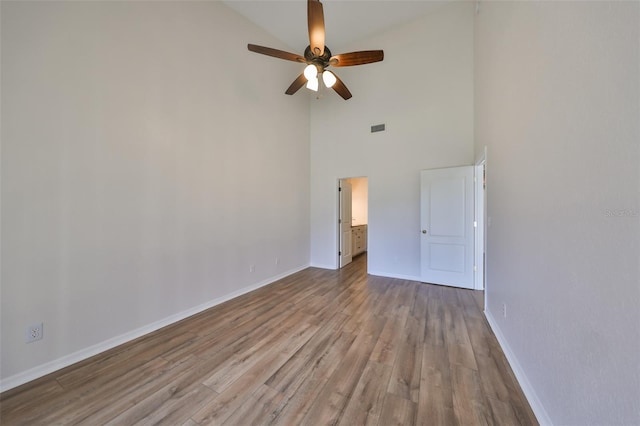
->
<box><xmin>420</xmin><ymin>166</ymin><xmax>474</xmax><ymax>289</ymax></box>
<box><xmin>339</xmin><ymin>179</ymin><xmax>353</xmax><ymax>268</ymax></box>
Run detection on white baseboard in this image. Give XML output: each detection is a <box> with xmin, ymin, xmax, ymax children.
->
<box><xmin>367</xmin><ymin>270</ymin><xmax>422</xmax><ymax>282</ymax></box>
<box><xmin>0</xmin><ymin>264</ymin><xmax>309</xmax><ymax>393</ymax></box>
<box><xmin>309</xmin><ymin>263</ymin><xmax>336</xmax><ymax>270</ymax></box>
<box><xmin>484</xmin><ymin>310</ymin><xmax>553</xmax><ymax>426</ymax></box>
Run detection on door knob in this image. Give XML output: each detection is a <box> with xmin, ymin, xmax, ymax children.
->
<box><xmin>422</xmin><ymin>229</ymin><xmax>427</xmax><ymax>234</ymax></box>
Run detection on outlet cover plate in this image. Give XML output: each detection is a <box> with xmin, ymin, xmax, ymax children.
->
<box><xmin>26</xmin><ymin>323</ymin><xmax>43</xmax><ymax>343</ymax></box>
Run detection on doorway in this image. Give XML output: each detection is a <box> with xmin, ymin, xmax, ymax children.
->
<box><xmin>419</xmin><ymin>162</ymin><xmax>487</xmax><ymax>291</ymax></box>
<box><xmin>338</xmin><ymin>177</ymin><xmax>368</xmax><ymax>269</ymax></box>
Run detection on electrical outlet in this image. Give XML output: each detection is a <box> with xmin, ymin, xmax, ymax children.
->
<box><xmin>26</xmin><ymin>323</ymin><xmax>43</xmax><ymax>343</ymax></box>
<box><xmin>502</xmin><ymin>303</ymin><xmax>507</xmax><ymax>319</ymax></box>
<box><xmin>249</xmin><ymin>265</ymin><xmax>255</xmax><ymax>273</ymax></box>
<box><xmin>275</xmin><ymin>257</ymin><xmax>280</xmax><ymax>265</ymax></box>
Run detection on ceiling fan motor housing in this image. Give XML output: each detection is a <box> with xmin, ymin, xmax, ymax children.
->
<box><xmin>304</xmin><ymin>45</ymin><xmax>332</xmax><ymax>71</ymax></box>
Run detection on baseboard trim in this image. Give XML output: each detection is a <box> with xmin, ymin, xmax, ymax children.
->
<box><xmin>309</xmin><ymin>263</ymin><xmax>336</xmax><ymax>270</ymax></box>
<box><xmin>484</xmin><ymin>310</ymin><xmax>553</xmax><ymax>426</ymax></box>
<box><xmin>0</xmin><ymin>264</ymin><xmax>310</xmax><ymax>393</ymax></box>
<box><xmin>367</xmin><ymin>270</ymin><xmax>422</xmax><ymax>282</ymax></box>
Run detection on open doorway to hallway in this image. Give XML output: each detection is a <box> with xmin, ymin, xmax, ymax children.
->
<box><xmin>338</xmin><ymin>177</ymin><xmax>368</xmax><ymax>269</ymax></box>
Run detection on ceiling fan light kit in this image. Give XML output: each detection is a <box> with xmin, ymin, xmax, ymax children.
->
<box><xmin>304</xmin><ymin>64</ymin><xmax>318</xmax><ymax>80</ymax></box>
<box><xmin>306</xmin><ymin>76</ymin><xmax>319</xmax><ymax>91</ymax></box>
<box><xmin>247</xmin><ymin>0</ymin><xmax>384</xmax><ymax>100</ymax></box>
<box><xmin>322</xmin><ymin>71</ymin><xmax>336</xmax><ymax>88</ymax></box>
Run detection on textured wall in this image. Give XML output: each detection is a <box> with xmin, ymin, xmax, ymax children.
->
<box><xmin>310</xmin><ymin>2</ymin><xmax>475</xmax><ymax>275</ymax></box>
<box><xmin>475</xmin><ymin>1</ymin><xmax>640</xmax><ymax>424</ymax></box>
<box><xmin>1</xmin><ymin>1</ymin><xmax>310</xmax><ymax>386</ymax></box>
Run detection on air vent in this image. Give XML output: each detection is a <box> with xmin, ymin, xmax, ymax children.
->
<box><xmin>371</xmin><ymin>124</ymin><xmax>385</xmax><ymax>133</ymax></box>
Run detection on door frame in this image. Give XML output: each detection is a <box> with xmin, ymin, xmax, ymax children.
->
<box><xmin>474</xmin><ymin>148</ymin><xmax>487</xmax><ymax>291</ymax></box>
<box><xmin>337</xmin><ymin>176</ymin><xmax>368</xmax><ymax>270</ymax></box>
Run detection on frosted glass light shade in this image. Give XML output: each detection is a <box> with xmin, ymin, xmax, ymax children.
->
<box><xmin>306</xmin><ymin>76</ymin><xmax>319</xmax><ymax>91</ymax></box>
<box><xmin>304</xmin><ymin>64</ymin><xmax>318</xmax><ymax>80</ymax></box>
<box><xmin>322</xmin><ymin>71</ymin><xmax>337</xmax><ymax>88</ymax></box>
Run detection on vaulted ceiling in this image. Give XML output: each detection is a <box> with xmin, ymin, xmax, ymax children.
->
<box><xmin>223</xmin><ymin>0</ymin><xmax>452</xmax><ymax>52</ymax></box>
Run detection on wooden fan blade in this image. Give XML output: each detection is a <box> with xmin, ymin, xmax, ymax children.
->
<box><xmin>285</xmin><ymin>73</ymin><xmax>307</xmax><ymax>95</ymax></box>
<box><xmin>308</xmin><ymin>0</ymin><xmax>325</xmax><ymax>56</ymax></box>
<box><xmin>329</xmin><ymin>50</ymin><xmax>384</xmax><ymax>67</ymax></box>
<box><xmin>332</xmin><ymin>73</ymin><xmax>352</xmax><ymax>100</ymax></box>
<box><xmin>248</xmin><ymin>44</ymin><xmax>305</xmax><ymax>63</ymax></box>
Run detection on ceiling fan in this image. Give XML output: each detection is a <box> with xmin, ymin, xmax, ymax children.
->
<box><xmin>247</xmin><ymin>0</ymin><xmax>384</xmax><ymax>100</ymax></box>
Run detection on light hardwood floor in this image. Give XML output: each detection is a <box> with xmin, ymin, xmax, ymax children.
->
<box><xmin>0</xmin><ymin>254</ymin><xmax>537</xmax><ymax>425</ymax></box>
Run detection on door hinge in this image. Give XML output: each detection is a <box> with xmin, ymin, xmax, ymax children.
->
<box><xmin>339</xmin><ymin>187</ymin><xmax>342</xmax><ymax>192</ymax></box>
<box><xmin>339</xmin><ymin>218</ymin><xmax>342</xmax><ymax>224</ymax></box>
<box><xmin>474</xmin><ymin>221</ymin><xmax>477</xmax><ymax>228</ymax></box>
<box><xmin>339</xmin><ymin>251</ymin><xmax>342</xmax><ymax>256</ymax></box>
<box><xmin>474</xmin><ymin>265</ymin><xmax>478</xmax><ymax>271</ymax></box>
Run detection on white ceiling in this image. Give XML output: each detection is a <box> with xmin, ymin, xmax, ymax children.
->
<box><xmin>223</xmin><ymin>0</ymin><xmax>453</xmax><ymax>53</ymax></box>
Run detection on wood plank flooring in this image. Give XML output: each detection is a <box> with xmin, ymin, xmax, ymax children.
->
<box><xmin>0</xmin><ymin>254</ymin><xmax>537</xmax><ymax>425</ymax></box>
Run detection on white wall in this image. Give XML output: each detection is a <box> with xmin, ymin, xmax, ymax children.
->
<box><xmin>475</xmin><ymin>2</ymin><xmax>640</xmax><ymax>424</ymax></box>
<box><xmin>348</xmin><ymin>177</ymin><xmax>368</xmax><ymax>226</ymax></box>
<box><xmin>310</xmin><ymin>2</ymin><xmax>475</xmax><ymax>274</ymax></box>
<box><xmin>1</xmin><ymin>1</ymin><xmax>310</xmax><ymax>388</ymax></box>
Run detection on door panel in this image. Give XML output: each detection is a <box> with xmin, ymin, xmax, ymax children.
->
<box><xmin>420</xmin><ymin>166</ymin><xmax>474</xmax><ymax>289</ymax></box>
<box><xmin>430</xmin><ymin>243</ymin><xmax>465</xmax><ymax>272</ymax></box>
<box><xmin>430</xmin><ymin>178</ymin><xmax>465</xmax><ymax>237</ymax></box>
